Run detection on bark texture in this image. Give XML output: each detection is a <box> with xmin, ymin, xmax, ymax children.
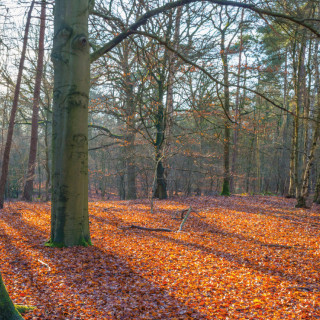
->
<box><xmin>50</xmin><ymin>0</ymin><xmax>91</xmax><ymax>247</ymax></box>
<box><xmin>23</xmin><ymin>0</ymin><xmax>46</xmax><ymax>201</ymax></box>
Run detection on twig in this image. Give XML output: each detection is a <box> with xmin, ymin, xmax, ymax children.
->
<box><xmin>178</xmin><ymin>207</ymin><xmax>192</xmax><ymax>232</ymax></box>
<box><xmin>121</xmin><ymin>225</ymin><xmax>172</xmax><ymax>232</ymax></box>
<box><xmin>38</xmin><ymin>259</ymin><xmax>51</xmax><ymax>271</ymax></box>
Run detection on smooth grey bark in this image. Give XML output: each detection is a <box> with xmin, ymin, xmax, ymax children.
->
<box><xmin>0</xmin><ymin>0</ymin><xmax>35</xmax><ymax>209</ymax></box>
<box><xmin>23</xmin><ymin>0</ymin><xmax>46</xmax><ymax>201</ymax></box>
<box><xmin>49</xmin><ymin>0</ymin><xmax>91</xmax><ymax>247</ymax></box>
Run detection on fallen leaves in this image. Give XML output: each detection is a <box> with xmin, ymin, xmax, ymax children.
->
<box><xmin>0</xmin><ymin>195</ymin><xmax>319</xmax><ymax>319</ymax></box>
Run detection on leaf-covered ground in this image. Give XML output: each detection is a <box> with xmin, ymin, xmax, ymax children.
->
<box><xmin>0</xmin><ymin>196</ymin><xmax>319</xmax><ymax>319</ymax></box>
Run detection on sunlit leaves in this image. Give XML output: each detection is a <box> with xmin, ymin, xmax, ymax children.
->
<box><xmin>0</xmin><ymin>196</ymin><xmax>319</xmax><ymax>319</ymax></box>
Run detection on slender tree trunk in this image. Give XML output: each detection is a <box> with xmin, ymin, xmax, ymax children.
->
<box><xmin>49</xmin><ymin>0</ymin><xmax>91</xmax><ymax>247</ymax></box>
<box><xmin>44</xmin><ymin>113</ymin><xmax>51</xmax><ymax>201</ymax></box>
<box><xmin>288</xmin><ymin>38</ymin><xmax>306</xmax><ymax>198</ymax></box>
<box><xmin>0</xmin><ymin>1</ymin><xmax>35</xmax><ymax>208</ymax></box>
<box><xmin>0</xmin><ymin>272</ymin><xmax>23</xmax><ymax>319</ymax></box>
<box><xmin>153</xmin><ymin>76</ymin><xmax>167</xmax><ymax>199</ymax></box>
<box><xmin>288</xmin><ymin>114</ymin><xmax>298</xmax><ymax>198</ymax></box>
<box><xmin>118</xmin><ymin>143</ymin><xmax>126</xmax><ymax>200</ymax></box>
<box><xmin>220</xmin><ymin>31</ymin><xmax>231</xmax><ymax>196</ymax></box>
<box><xmin>296</xmin><ymin>111</ymin><xmax>320</xmax><ymax>207</ymax></box>
<box><xmin>297</xmin><ymin>40</ymin><xmax>320</xmax><ymax>207</ymax></box>
<box><xmin>122</xmin><ymin>41</ymin><xmax>137</xmax><ymax>199</ymax></box>
<box><xmin>294</xmin><ymin>40</ymin><xmax>307</xmax><ymax>198</ymax></box>
<box><xmin>246</xmin><ymin>134</ymin><xmax>254</xmax><ymax>193</ymax></box>
<box><xmin>124</xmin><ymin>89</ymin><xmax>137</xmax><ymax>200</ymax></box>
<box><xmin>279</xmin><ymin>47</ymin><xmax>288</xmax><ymax>194</ymax></box>
<box><xmin>164</xmin><ymin>6</ymin><xmax>182</xmax><ymax>195</ymax></box>
<box><xmin>23</xmin><ymin>0</ymin><xmax>46</xmax><ymax>201</ymax></box>
<box><xmin>230</xmin><ymin>8</ymin><xmax>244</xmax><ymax>193</ymax></box>
<box><xmin>153</xmin><ymin>150</ymin><xmax>167</xmax><ymax>199</ymax></box>
<box><xmin>126</xmin><ymin>133</ymin><xmax>136</xmax><ymax>199</ymax></box>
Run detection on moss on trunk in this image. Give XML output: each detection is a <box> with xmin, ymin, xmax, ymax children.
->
<box><xmin>50</xmin><ymin>0</ymin><xmax>91</xmax><ymax>247</ymax></box>
<box><xmin>0</xmin><ymin>273</ymin><xmax>24</xmax><ymax>320</ymax></box>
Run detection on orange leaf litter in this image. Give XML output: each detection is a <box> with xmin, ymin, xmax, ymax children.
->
<box><xmin>0</xmin><ymin>196</ymin><xmax>319</xmax><ymax>319</ymax></box>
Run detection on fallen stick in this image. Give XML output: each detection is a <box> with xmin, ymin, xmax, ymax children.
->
<box><xmin>178</xmin><ymin>206</ymin><xmax>192</xmax><ymax>232</ymax></box>
<box><xmin>122</xmin><ymin>225</ymin><xmax>172</xmax><ymax>232</ymax></box>
<box><xmin>38</xmin><ymin>259</ymin><xmax>51</xmax><ymax>271</ymax></box>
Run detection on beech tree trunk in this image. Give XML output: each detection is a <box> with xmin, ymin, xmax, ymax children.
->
<box><xmin>49</xmin><ymin>0</ymin><xmax>91</xmax><ymax>247</ymax></box>
<box><xmin>0</xmin><ymin>0</ymin><xmax>35</xmax><ymax>209</ymax></box>
<box><xmin>23</xmin><ymin>0</ymin><xmax>46</xmax><ymax>201</ymax></box>
<box><xmin>0</xmin><ymin>272</ymin><xmax>23</xmax><ymax>319</ymax></box>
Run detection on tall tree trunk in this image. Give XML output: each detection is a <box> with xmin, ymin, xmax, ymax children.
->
<box><xmin>288</xmin><ymin>37</ymin><xmax>306</xmax><ymax>198</ymax></box>
<box><xmin>121</xmin><ymin>40</ymin><xmax>137</xmax><ymax>199</ymax></box>
<box><xmin>279</xmin><ymin>47</ymin><xmax>288</xmax><ymax>194</ymax></box>
<box><xmin>126</xmin><ymin>133</ymin><xmax>136</xmax><ymax>199</ymax></box>
<box><xmin>294</xmin><ymin>39</ymin><xmax>307</xmax><ymax>197</ymax></box>
<box><xmin>23</xmin><ymin>0</ymin><xmax>46</xmax><ymax>201</ymax></box>
<box><xmin>296</xmin><ymin>111</ymin><xmax>320</xmax><ymax>207</ymax></box>
<box><xmin>297</xmin><ymin>39</ymin><xmax>320</xmax><ymax>207</ymax></box>
<box><xmin>153</xmin><ymin>79</ymin><xmax>167</xmax><ymax>199</ymax></box>
<box><xmin>0</xmin><ymin>1</ymin><xmax>35</xmax><ymax>209</ymax></box>
<box><xmin>230</xmin><ymin>8</ymin><xmax>244</xmax><ymax>193</ymax></box>
<box><xmin>0</xmin><ymin>272</ymin><xmax>23</xmax><ymax>319</ymax></box>
<box><xmin>164</xmin><ymin>6</ymin><xmax>182</xmax><ymax>195</ymax></box>
<box><xmin>44</xmin><ymin>110</ymin><xmax>51</xmax><ymax>201</ymax></box>
<box><xmin>220</xmin><ymin>31</ymin><xmax>231</xmax><ymax>196</ymax></box>
<box><xmin>49</xmin><ymin>0</ymin><xmax>91</xmax><ymax>247</ymax></box>
<box><xmin>153</xmin><ymin>150</ymin><xmax>167</xmax><ymax>199</ymax></box>
<box><xmin>288</xmin><ymin>114</ymin><xmax>298</xmax><ymax>197</ymax></box>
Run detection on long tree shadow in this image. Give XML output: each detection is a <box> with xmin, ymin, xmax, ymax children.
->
<box><xmin>0</xmin><ymin>211</ymin><xmax>208</xmax><ymax>320</ymax></box>
<box><xmin>133</xmin><ymin>228</ymin><xmax>320</xmax><ymax>292</ymax></box>
<box><xmin>87</xmin><ymin>205</ymin><xmax>320</xmax><ymax>293</ymax></box>
<box><xmin>0</xmin><ymin>230</ymin><xmax>57</xmax><ymax>317</ymax></box>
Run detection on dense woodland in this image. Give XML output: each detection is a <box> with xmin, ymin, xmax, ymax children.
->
<box><xmin>0</xmin><ymin>0</ymin><xmax>319</xmax><ymax>205</ymax></box>
<box><xmin>0</xmin><ymin>0</ymin><xmax>319</xmax><ymax>319</ymax></box>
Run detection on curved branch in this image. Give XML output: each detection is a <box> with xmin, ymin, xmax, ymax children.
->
<box><xmin>90</xmin><ymin>0</ymin><xmax>320</xmax><ymax>63</ymax></box>
<box><xmin>88</xmin><ymin>124</ymin><xmax>124</xmax><ymax>139</ymax></box>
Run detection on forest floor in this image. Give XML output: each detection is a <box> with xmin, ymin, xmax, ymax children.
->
<box><xmin>0</xmin><ymin>196</ymin><xmax>319</xmax><ymax>319</ymax></box>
